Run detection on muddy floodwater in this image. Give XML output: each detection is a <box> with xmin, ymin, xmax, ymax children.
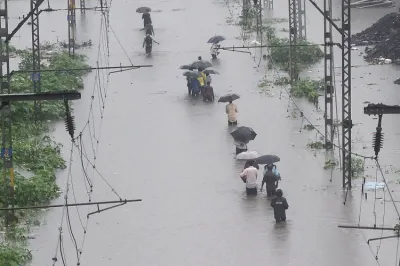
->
<box><xmin>5</xmin><ymin>0</ymin><xmax>400</xmax><ymax>265</ymax></box>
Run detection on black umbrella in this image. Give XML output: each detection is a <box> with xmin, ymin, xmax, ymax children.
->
<box><xmin>207</xmin><ymin>35</ymin><xmax>226</xmax><ymax>44</ymax></box>
<box><xmin>183</xmin><ymin>71</ymin><xmax>200</xmax><ymax>78</ymax></box>
<box><xmin>231</xmin><ymin>126</ymin><xmax>257</xmax><ymax>143</ymax></box>
<box><xmin>204</xmin><ymin>69</ymin><xmax>219</xmax><ymax>75</ymax></box>
<box><xmin>255</xmin><ymin>155</ymin><xmax>280</xmax><ymax>165</ymax></box>
<box><xmin>190</xmin><ymin>60</ymin><xmax>213</xmax><ymax>69</ymax></box>
<box><xmin>136</xmin><ymin>7</ymin><xmax>151</xmax><ymax>13</ymax></box>
<box><xmin>179</xmin><ymin>65</ymin><xmax>195</xmax><ymax>70</ymax></box>
<box><xmin>218</xmin><ymin>93</ymin><xmax>240</xmax><ymax>103</ymax></box>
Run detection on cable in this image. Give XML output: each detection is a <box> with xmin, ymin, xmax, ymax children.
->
<box><xmin>51</xmin><ymin>1</ymin><xmax>126</xmax><ymax>264</ymax></box>
<box><xmin>52</xmin><ymin>141</ymin><xmax>74</xmax><ymax>265</ymax></box>
<box><xmin>375</xmin><ymin>158</ymin><xmax>400</xmax><ymax>220</ymax></box>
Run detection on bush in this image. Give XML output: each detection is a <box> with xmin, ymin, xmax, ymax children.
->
<box><xmin>291</xmin><ymin>78</ymin><xmax>323</xmax><ymax>103</ymax></box>
<box><xmin>269</xmin><ymin>38</ymin><xmax>324</xmax><ymax>70</ymax></box>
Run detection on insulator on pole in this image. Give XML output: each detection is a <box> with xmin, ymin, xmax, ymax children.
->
<box><xmin>64</xmin><ymin>99</ymin><xmax>76</xmax><ymax>139</ymax></box>
<box><xmin>372</xmin><ymin>129</ymin><xmax>383</xmax><ymax>157</ymax></box>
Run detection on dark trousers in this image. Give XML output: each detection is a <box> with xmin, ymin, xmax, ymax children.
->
<box><xmin>275</xmin><ymin>215</ymin><xmax>286</xmax><ymax>222</ymax></box>
<box><xmin>144</xmin><ymin>20</ymin><xmax>151</xmax><ymax>27</ymax></box>
<box><xmin>228</xmin><ymin>120</ymin><xmax>238</xmax><ymax>126</ymax></box>
<box><xmin>266</xmin><ymin>189</ymin><xmax>276</xmax><ymax>196</ymax></box>
<box><xmin>246</xmin><ymin>187</ymin><xmax>257</xmax><ymax>195</ymax></box>
<box><xmin>236</xmin><ymin>147</ymin><xmax>247</xmax><ymax>155</ymax></box>
<box><xmin>203</xmin><ymin>95</ymin><xmax>213</xmax><ymax>102</ymax></box>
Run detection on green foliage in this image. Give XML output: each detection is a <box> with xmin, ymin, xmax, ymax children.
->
<box><xmin>291</xmin><ymin>78</ymin><xmax>323</xmax><ymax>103</ymax></box>
<box><xmin>0</xmin><ymin>243</ymin><xmax>32</xmax><ymax>266</ymax></box>
<box><xmin>303</xmin><ymin>124</ymin><xmax>315</xmax><ymax>131</ymax></box>
<box><xmin>13</xmin><ymin>53</ymin><xmax>89</xmax><ymax>121</ymax></box>
<box><xmin>306</xmin><ymin>141</ymin><xmax>324</xmax><ymax>149</ymax></box>
<box><xmin>0</xmin><ymin>50</ymin><xmax>89</xmax><ymax>265</ymax></box>
<box><xmin>273</xmin><ymin>77</ymin><xmax>290</xmax><ymax>86</ymax></box>
<box><xmin>324</xmin><ymin>159</ymin><xmax>337</xmax><ymax>170</ymax></box>
<box><xmin>269</xmin><ymin>38</ymin><xmax>324</xmax><ymax>70</ymax></box>
<box><xmin>351</xmin><ymin>157</ymin><xmax>365</xmax><ymax>178</ymax></box>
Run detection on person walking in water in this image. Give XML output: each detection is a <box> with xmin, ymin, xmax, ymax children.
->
<box><xmin>271</xmin><ymin>189</ymin><xmax>289</xmax><ymax>222</ymax></box>
<box><xmin>226</xmin><ymin>100</ymin><xmax>238</xmax><ymax>125</ymax></box>
<box><xmin>142</xmin><ymin>12</ymin><xmax>152</xmax><ymax>28</ymax></box>
<box><xmin>202</xmin><ymin>81</ymin><xmax>214</xmax><ymax>102</ymax></box>
<box><xmin>260</xmin><ymin>164</ymin><xmax>280</xmax><ymax>196</ymax></box>
<box><xmin>141</xmin><ymin>23</ymin><xmax>155</xmax><ymax>35</ymax></box>
<box><xmin>234</xmin><ymin>140</ymin><xmax>247</xmax><ymax>155</ymax></box>
<box><xmin>239</xmin><ymin>160</ymin><xmax>258</xmax><ymax>195</ymax></box>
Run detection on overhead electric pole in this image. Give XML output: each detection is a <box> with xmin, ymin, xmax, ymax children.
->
<box><xmin>323</xmin><ymin>0</ymin><xmax>334</xmax><ymax>150</ymax></box>
<box><xmin>0</xmin><ymin>0</ymin><xmax>14</xmax><ymax>224</ymax></box>
<box><xmin>265</xmin><ymin>0</ymin><xmax>273</xmax><ymax>9</ymax></box>
<box><xmin>297</xmin><ymin>0</ymin><xmax>307</xmax><ymax>40</ymax></box>
<box><xmin>68</xmin><ymin>0</ymin><xmax>76</xmax><ymax>56</ymax></box>
<box><xmin>341</xmin><ymin>0</ymin><xmax>352</xmax><ymax>190</ymax></box>
<box><xmin>288</xmin><ymin>0</ymin><xmax>299</xmax><ymax>83</ymax></box>
<box><xmin>80</xmin><ymin>0</ymin><xmax>85</xmax><ymax>13</ymax></box>
<box><xmin>31</xmin><ymin>0</ymin><xmax>41</xmax><ymax>119</ymax></box>
<box><xmin>303</xmin><ymin>0</ymin><xmax>352</xmax><ymax>188</ymax></box>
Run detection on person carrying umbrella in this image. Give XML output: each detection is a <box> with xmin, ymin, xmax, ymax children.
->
<box><xmin>197</xmin><ymin>67</ymin><xmax>206</xmax><ymax>95</ymax></box>
<box><xmin>239</xmin><ymin>160</ymin><xmax>259</xmax><ymax>195</ymax></box>
<box><xmin>260</xmin><ymin>164</ymin><xmax>280</xmax><ymax>196</ymax></box>
<box><xmin>226</xmin><ymin>100</ymin><xmax>238</xmax><ymax>126</ymax></box>
<box><xmin>210</xmin><ymin>42</ymin><xmax>220</xmax><ymax>59</ymax></box>
<box><xmin>202</xmin><ymin>81</ymin><xmax>214</xmax><ymax>102</ymax></box>
<box><xmin>234</xmin><ymin>140</ymin><xmax>247</xmax><ymax>155</ymax></box>
<box><xmin>142</xmin><ymin>12</ymin><xmax>152</xmax><ymax>28</ymax></box>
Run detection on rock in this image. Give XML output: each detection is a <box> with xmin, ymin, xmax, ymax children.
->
<box><xmin>394</xmin><ymin>78</ymin><xmax>400</xmax><ymax>85</ymax></box>
<box><xmin>351</xmin><ymin>13</ymin><xmax>400</xmax><ymax>61</ymax></box>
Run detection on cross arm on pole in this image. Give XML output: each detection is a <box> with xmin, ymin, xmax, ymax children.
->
<box><xmin>364</xmin><ymin>103</ymin><xmax>400</xmax><ymax>115</ymax></box>
<box><xmin>0</xmin><ymin>198</ymin><xmax>142</xmax><ymax>211</ymax></box>
<box><xmin>215</xmin><ymin>43</ymin><xmax>340</xmax><ymax>50</ymax></box>
<box><xmin>0</xmin><ymin>91</ymin><xmax>81</xmax><ymax>103</ymax></box>
<box><xmin>338</xmin><ymin>225</ymin><xmax>397</xmax><ymax>231</ymax></box>
<box><xmin>4</xmin><ymin>64</ymin><xmax>153</xmax><ymax>78</ymax></box>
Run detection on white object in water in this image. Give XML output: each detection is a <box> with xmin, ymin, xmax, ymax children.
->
<box><xmin>236</xmin><ymin>151</ymin><xmax>260</xmax><ymax>160</ymax></box>
<box><xmin>384</xmin><ymin>59</ymin><xmax>392</xmax><ymax>64</ymax></box>
<box><xmin>364</xmin><ymin>181</ymin><xmax>385</xmax><ymax>191</ymax></box>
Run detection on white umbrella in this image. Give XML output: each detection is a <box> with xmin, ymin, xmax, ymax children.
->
<box><xmin>236</xmin><ymin>151</ymin><xmax>260</xmax><ymax>160</ymax></box>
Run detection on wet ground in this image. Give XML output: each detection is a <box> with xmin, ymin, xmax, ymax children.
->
<box><xmin>5</xmin><ymin>0</ymin><xmax>400</xmax><ymax>265</ymax></box>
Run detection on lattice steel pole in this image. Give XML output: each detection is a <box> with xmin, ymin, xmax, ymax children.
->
<box><xmin>341</xmin><ymin>0</ymin><xmax>352</xmax><ymax>189</ymax></box>
<box><xmin>80</xmin><ymin>0</ymin><xmax>85</xmax><ymax>13</ymax></box>
<box><xmin>288</xmin><ymin>0</ymin><xmax>299</xmax><ymax>83</ymax></box>
<box><xmin>0</xmin><ymin>0</ymin><xmax>14</xmax><ymax>223</ymax></box>
<box><xmin>31</xmin><ymin>0</ymin><xmax>41</xmax><ymax>119</ymax></box>
<box><xmin>297</xmin><ymin>0</ymin><xmax>307</xmax><ymax>40</ymax></box>
<box><xmin>67</xmin><ymin>0</ymin><xmax>76</xmax><ymax>56</ymax></box>
<box><xmin>323</xmin><ymin>0</ymin><xmax>334</xmax><ymax>149</ymax></box>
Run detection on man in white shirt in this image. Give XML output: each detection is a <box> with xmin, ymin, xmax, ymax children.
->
<box><xmin>239</xmin><ymin>160</ymin><xmax>258</xmax><ymax>195</ymax></box>
<box><xmin>226</xmin><ymin>101</ymin><xmax>238</xmax><ymax>126</ymax></box>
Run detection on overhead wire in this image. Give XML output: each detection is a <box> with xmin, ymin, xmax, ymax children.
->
<box><xmin>51</xmin><ymin>1</ymin><xmax>130</xmax><ymax>264</ymax></box>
